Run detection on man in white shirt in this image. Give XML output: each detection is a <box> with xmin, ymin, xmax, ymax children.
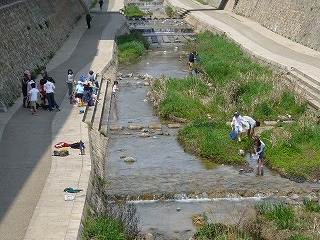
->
<box><xmin>28</xmin><ymin>82</ymin><xmax>40</xmax><ymax>115</ymax></box>
<box><xmin>44</xmin><ymin>79</ymin><xmax>60</xmax><ymax>111</ymax></box>
<box><xmin>242</xmin><ymin>116</ymin><xmax>260</xmax><ymax>138</ymax></box>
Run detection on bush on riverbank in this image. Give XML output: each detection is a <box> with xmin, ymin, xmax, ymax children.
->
<box><xmin>261</xmin><ymin>109</ymin><xmax>320</xmax><ymax>181</ymax></box>
<box><xmin>122</xmin><ymin>4</ymin><xmax>149</xmax><ymax>18</ymax></box>
<box><xmin>116</xmin><ymin>32</ymin><xmax>150</xmax><ymax>64</ymax></box>
<box><xmin>150</xmin><ymin>31</ymin><xmax>320</xmax><ymax>180</ymax></box>
<box><xmin>195</xmin><ymin>201</ymin><xmax>320</xmax><ymax>240</ymax></box>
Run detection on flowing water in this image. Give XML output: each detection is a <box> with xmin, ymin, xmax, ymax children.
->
<box><xmin>104</xmin><ymin>6</ymin><xmax>319</xmax><ymax>239</ymax></box>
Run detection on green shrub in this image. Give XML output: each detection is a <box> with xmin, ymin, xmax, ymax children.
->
<box><xmin>165</xmin><ymin>6</ymin><xmax>174</xmax><ymax>17</ymax></box>
<box><xmin>303</xmin><ymin>199</ymin><xmax>320</xmax><ymax>212</ymax></box>
<box><xmin>259</xmin><ymin>203</ymin><xmax>295</xmax><ymax>229</ymax></box>
<box><xmin>83</xmin><ymin>214</ymin><xmax>126</xmax><ymax>240</ymax></box>
<box><xmin>116</xmin><ymin>33</ymin><xmax>149</xmax><ymax>64</ymax></box>
<box><xmin>122</xmin><ymin>4</ymin><xmax>147</xmax><ymax>17</ymax></box>
<box><xmin>194</xmin><ymin>222</ymin><xmax>252</xmax><ymax>240</ymax></box>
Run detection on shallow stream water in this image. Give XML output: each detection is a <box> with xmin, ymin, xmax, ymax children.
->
<box><xmin>104</xmin><ymin>44</ymin><xmax>319</xmax><ymax>238</ymax></box>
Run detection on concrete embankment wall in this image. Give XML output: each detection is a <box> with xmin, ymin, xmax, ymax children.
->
<box><xmin>213</xmin><ymin>0</ymin><xmax>320</xmax><ymax>52</ymax></box>
<box><xmin>0</xmin><ymin>0</ymin><xmax>87</xmax><ymax>108</ymax></box>
<box><xmin>77</xmin><ymin>22</ymin><xmax>129</xmax><ymax>239</ymax></box>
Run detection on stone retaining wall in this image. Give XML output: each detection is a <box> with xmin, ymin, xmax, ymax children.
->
<box><xmin>216</xmin><ymin>0</ymin><xmax>320</xmax><ymax>51</ymax></box>
<box><xmin>0</xmin><ymin>0</ymin><xmax>85</xmax><ymax>108</ymax></box>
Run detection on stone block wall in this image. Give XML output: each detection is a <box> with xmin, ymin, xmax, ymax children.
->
<box><xmin>0</xmin><ymin>0</ymin><xmax>86</xmax><ymax>108</ymax></box>
<box><xmin>219</xmin><ymin>0</ymin><xmax>320</xmax><ymax>51</ymax></box>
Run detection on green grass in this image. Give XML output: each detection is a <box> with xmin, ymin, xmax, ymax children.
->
<box><xmin>259</xmin><ymin>202</ymin><xmax>295</xmax><ymax>229</ymax></box>
<box><xmin>165</xmin><ymin>6</ymin><xmax>174</xmax><ymax>17</ymax></box>
<box><xmin>194</xmin><ymin>222</ymin><xmax>252</xmax><ymax>240</ymax></box>
<box><xmin>178</xmin><ymin>120</ymin><xmax>250</xmax><ymax>164</ymax></box>
<box><xmin>122</xmin><ymin>4</ymin><xmax>148</xmax><ymax>17</ymax></box>
<box><xmin>116</xmin><ymin>32</ymin><xmax>149</xmax><ymax>64</ymax></box>
<box><xmin>83</xmin><ymin>214</ymin><xmax>126</xmax><ymax>240</ymax></box>
<box><xmin>260</xmin><ymin>111</ymin><xmax>320</xmax><ymax>180</ymax></box>
<box><xmin>150</xmin><ymin>31</ymin><xmax>319</xmax><ymax>179</ymax></box>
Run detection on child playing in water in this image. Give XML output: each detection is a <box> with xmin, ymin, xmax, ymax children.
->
<box><xmin>112</xmin><ymin>81</ymin><xmax>119</xmax><ymax>101</ymax></box>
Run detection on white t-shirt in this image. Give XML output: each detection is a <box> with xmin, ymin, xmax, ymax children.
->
<box><xmin>67</xmin><ymin>74</ymin><xmax>74</xmax><ymax>83</ymax></box>
<box><xmin>242</xmin><ymin>116</ymin><xmax>255</xmax><ymax>125</ymax></box>
<box><xmin>231</xmin><ymin>115</ymin><xmax>243</xmax><ymax>127</ymax></box>
<box><xmin>112</xmin><ymin>84</ymin><xmax>118</xmax><ymax>93</ymax></box>
<box><xmin>44</xmin><ymin>81</ymin><xmax>55</xmax><ymax>93</ymax></box>
<box><xmin>29</xmin><ymin>88</ymin><xmax>39</xmax><ymax>101</ymax></box>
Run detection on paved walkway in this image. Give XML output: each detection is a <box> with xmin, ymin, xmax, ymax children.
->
<box><xmin>0</xmin><ymin>0</ymin><xmax>319</xmax><ymax>239</ymax></box>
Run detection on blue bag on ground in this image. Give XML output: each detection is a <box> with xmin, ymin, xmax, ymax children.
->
<box><xmin>229</xmin><ymin>130</ymin><xmax>237</xmax><ymax>140</ymax></box>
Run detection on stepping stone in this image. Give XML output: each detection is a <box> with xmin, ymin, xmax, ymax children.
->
<box><xmin>109</xmin><ymin>124</ymin><xmax>123</xmax><ymax>130</ymax></box>
<box><xmin>148</xmin><ymin>124</ymin><xmax>162</xmax><ymax>130</ymax></box>
<box><xmin>168</xmin><ymin>123</ymin><xmax>181</xmax><ymax>128</ymax></box>
<box><xmin>128</xmin><ymin>124</ymin><xmax>143</xmax><ymax>130</ymax></box>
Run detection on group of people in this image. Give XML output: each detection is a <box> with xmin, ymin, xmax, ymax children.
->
<box><xmin>21</xmin><ymin>67</ymin><xmax>60</xmax><ymax>115</ymax></box>
<box><xmin>21</xmin><ymin>68</ymin><xmax>102</xmax><ymax>115</ymax></box>
<box><xmin>231</xmin><ymin>111</ymin><xmax>265</xmax><ymax>174</ymax></box>
<box><xmin>73</xmin><ymin>70</ymin><xmax>100</xmax><ymax>107</ymax></box>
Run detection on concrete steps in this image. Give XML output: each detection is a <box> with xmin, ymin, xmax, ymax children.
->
<box><xmin>284</xmin><ymin>69</ymin><xmax>320</xmax><ymax>110</ymax></box>
<box><xmin>176</xmin><ymin>8</ymin><xmax>190</xmax><ymax>18</ymax></box>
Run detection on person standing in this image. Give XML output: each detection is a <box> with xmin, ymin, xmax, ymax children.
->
<box><xmin>254</xmin><ymin>136</ymin><xmax>266</xmax><ymax>175</ymax></box>
<box><xmin>28</xmin><ymin>82</ymin><xmax>40</xmax><ymax>115</ymax></box>
<box><xmin>188</xmin><ymin>51</ymin><xmax>197</xmax><ymax>76</ymax></box>
<box><xmin>21</xmin><ymin>71</ymin><xmax>30</xmax><ymax>108</ymax></box>
<box><xmin>231</xmin><ymin>111</ymin><xmax>243</xmax><ymax>142</ymax></box>
<box><xmin>112</xmin><ymin>81</ymin><xmax>119</xmax><ymax>102</ymax></box>
<box><xmin>99</xmin><ymin>0</ymin><xmax>104</xmax><ymax>11</ymax></box>
<box><xmin>66</xmin><ymin>69</ymin><xmax>74</xmax><ymax>100</ymax></box>
<box><xmin>89</xmin><ymin>70</ymin><xmax>99</xmax><ymax>95</ymax></box>
<box><xmin>41</xmin><ymin>66</ymin><xmax>49</xmax><ymax>80</ymax></box>
<box><xmin>242</xmin><ymin>116</ymin><xmax>260</xmax><ymax>138</ymax></box>
<box><xmin>86</xmin><ymin>13</ymin><xmax>92</xmax><ymax>29</ymax></box>
<box><xmin>44</xmin><ymin>78</ymin><xmax>60</xmax><ymax>111</ymax></box>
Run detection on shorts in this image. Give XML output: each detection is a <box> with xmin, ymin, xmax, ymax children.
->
<box><xmin>234</xmin><ymin>125</ymin><xmax>242</xmax><ymax>134</ymax></box>
<box><xmin>30</xmin><ymin>101</ymin><xmax>37</xmax><ymax>108</ymax></box>
<box><xmin>75</xmin><ymin>93</ymin><xmax>83</xmax><ymax>99</ymax></box>
<box><xmin>258</xmin><ymin>148</ymin><xmax>265</xmax><ymax>159</ymax></box>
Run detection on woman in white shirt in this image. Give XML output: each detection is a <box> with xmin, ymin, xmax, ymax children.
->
<box><xmin>231</xmin><ymin>111</ymin><xmax>243</xmax><ymax>142</ymax></box>
<box><xmin>66</xmin><ymin>69</ymin><xmax>74</xmax><ymax>98</ymax></box>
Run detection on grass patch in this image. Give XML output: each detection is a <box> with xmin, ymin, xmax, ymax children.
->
<box><xmin>194</xmin><ymin>201</ymin><xmax>320</xmax><ymax>240</ymax></box>
<box><xmin>83</xmin><ymin>213</ymin><xmax>126</xmax><ymax>240</ymax></box>
<box><xmin>116</xmin><ymin>32</ymin><xmax>149</xmax><ymax>64</ymax></box>
<box><xmin>122</xmin><ymin>4</ymin><xmax>148</xmax><ymax>18</ymax></box>
<box><xmin>259</xmin><ymin>202</ymin><xmax>295</xmax><ymax>229</ymax></box>
<box><xmin>260</xmin><ymin>110</ymin><xmax>320</xmax><ymax>180</ymax></box>
<box><xmin>165</xmin><ymin>6</ymin><xmax>174</xmax><ymax>18</ymax></box>
<box><xmin>178</xmin><ymin>120</ymin><xmax>249</xmax><ymax>164</ymax></box>
<box><xmin>150</xmin><ymin>31</ymin><xmax>318</xmax><ymax>179</ymax></box>
<box><xmin>83</xmin><ymin>203</ymin><xmax>139</xmax><ymax>240</ymax></box>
